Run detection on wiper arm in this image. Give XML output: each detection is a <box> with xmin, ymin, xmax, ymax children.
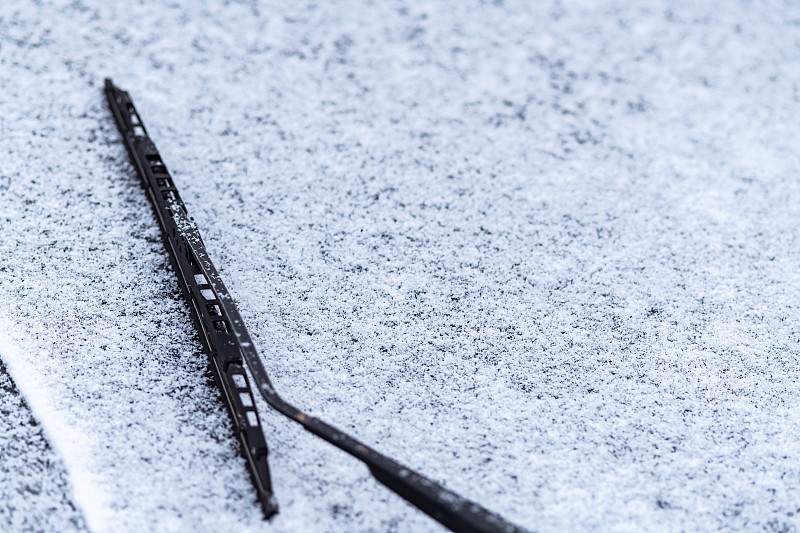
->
<box><xmin>104</xmin><ymin>78</ymin><xmax>528</xmax><ymax>533</ymax></box>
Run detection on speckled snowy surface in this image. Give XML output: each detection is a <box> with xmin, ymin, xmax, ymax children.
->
<box><xmin>1</xmin><ymin>1</ymin><xmax>800</xmax><ymax>532</ymax></box>
<box><xmin>0</xmin><ymin>357</ymin><xmax>88</xmax><ymax>533</ymax></box>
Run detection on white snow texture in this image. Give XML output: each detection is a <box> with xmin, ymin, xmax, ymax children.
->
<box><xmin>1</xmin><ymin>1</ymin><xmax>799</xmax><ymax>532</ymax></box>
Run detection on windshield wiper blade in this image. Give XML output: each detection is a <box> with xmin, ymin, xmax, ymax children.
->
<box><xmin>104</xmin><ymin>78</ymin><xmax>528</xmax><ymax>533</ymax></box>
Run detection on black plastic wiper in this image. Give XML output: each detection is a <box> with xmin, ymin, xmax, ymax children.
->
<box><xmin>104</xmin><ymin>78</ymin><xmax>528</xmax><ymax>533</ymax></box>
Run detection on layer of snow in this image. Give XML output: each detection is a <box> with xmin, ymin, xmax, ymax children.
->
<box><xmin>1</xmin><ymin>0</ymin><xmax>800</xmax><ymax>531</ymax></box>
<box><xmin>0</xmin><ymin>342</ymin><xmax>87</xmax><ymax>533</ymax></box>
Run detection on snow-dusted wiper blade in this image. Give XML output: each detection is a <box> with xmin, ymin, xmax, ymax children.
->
<box><xmin>103</xmin><ymin>79</ymin><xmax>278</xmax><ymax>518</ymax></box>
<box><xmin>104</xmin><ymin>78</ymin><xmax>527</xmax><ymax>533</ymax></box>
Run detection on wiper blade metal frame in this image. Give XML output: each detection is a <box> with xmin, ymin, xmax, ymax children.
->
<box><xmin>104</xmin><ymin>78</ymin><xmax>527</xmax><ymax>533</ymax></box>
